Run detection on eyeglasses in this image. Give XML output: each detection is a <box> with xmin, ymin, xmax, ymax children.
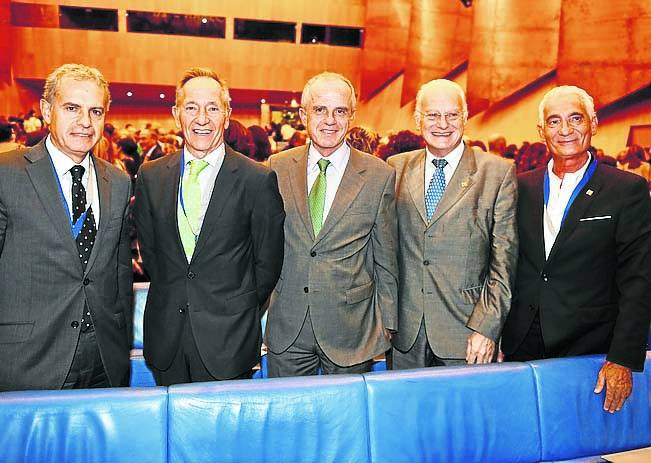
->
<box><xmin>418</xmin><ymin>111</ymin><xmax>462</xmax><ymax>123</ymax></box>
<box><xmin>544</xmin><ymin>114</ymin><xmax>587</xmax><ymax>129</ymax></box>
<box><xmin>181</xmin><ymin>104</ymin><xmax>225</xmax><ymax>118</ymax></box>
<box><xmin>307</xmin><ymin>106</ymin><xmax>351</xmax><ymax>120</ymax></box>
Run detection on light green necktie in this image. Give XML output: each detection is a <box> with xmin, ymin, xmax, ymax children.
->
<box><xmin>308</xmin><ymin>158</ymin><xmax>331</xmax><ymax>237</ymax></box>
<box><xmin>179</xmin><ymin>159</ymin><xmax>209</xmax><ymax>258</ymax></box>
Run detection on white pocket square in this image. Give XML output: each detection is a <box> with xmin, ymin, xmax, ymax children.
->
<box><xmin>579</xmin><ymin>215</ymin><xmax>612</xmax><ymax>222</ymax></box>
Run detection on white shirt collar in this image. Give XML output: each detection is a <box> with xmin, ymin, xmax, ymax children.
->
<box><xmin>46</xmin><ymin>135</ymin><xmax>91</xmax><ymax>178</ymax></box>
<box><xmin>182</xmin><ymin>143</ymin><xmax>225</xmax><ymax>168</ymax></box>
<box><xmin>547</xmin><ymin>153</ymin><xmax>592</xmax><ymax>184</ymax></box>
<box><xmin>425</xmin><ymin>141</ymin><xmax>465</xmax><ymax>169</ymax></box>
<box><xmin>307</xmin><ymin>141</ymin><xmax>350</xmax><ymax>173</ymax></box>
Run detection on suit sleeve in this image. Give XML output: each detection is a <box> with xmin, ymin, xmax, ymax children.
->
<box><xmin>372</xmin><ymin>169</ymin><xmax>399</xmax><ymax>331</ymax></box>
<box><xmin>251</xmin><ymin>169</ymin><xmax>285</xmax><ymax>306</ymax></box>
<box><xmin>0</xmin><ymin>187</ymin><xmax>6</xmax><ymax>256</ymax></box>
<box><xmin>607</xmin><ymin>177</ymin><xmax>651</xmax><ymax>370</ymax></box>
<box><xmin>466</xmin><ymin>163</ymin><xmax>518</xmax><ymax>340</ymax></box>
<box><xmin>133</xmin><ymin>167</ymin><xmax>159</xmax><ymax>283</ymax></box>
<box><xmin>118</xmin><ymin>180</ymin><xmax>134</xmax><ymax>346</ymax></box>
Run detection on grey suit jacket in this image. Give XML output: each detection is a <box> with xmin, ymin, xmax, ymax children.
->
<box><xmin>0</xmin><ymin>141</ymin><xmax>133</xmax><ymax>391</ymax></box>
<box><xmin>266</xmin><ymin>144</ymin><xmax>398</xmax><ymax>367</ymax></box>
<box><xmin>388</xmin><ymin>146</ymin><xmax>517</xmax><ymax>358</ymax></box>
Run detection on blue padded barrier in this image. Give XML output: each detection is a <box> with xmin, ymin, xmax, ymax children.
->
<box><xmin>363</xmin><ymin>363</ymin><xmax>542</xmax><ymax>463</ymax></box>
<box><xmin>130</xmin><ymin>351</ymin><xmax>157</xmax><ymax>387</ymax></box>
<box><xmin>0</xmin><ymin>387</ymin><xmax>168</xmax><ymax>463</ymax></box>
<box><xmin>133</xmin><ymin>282</ymin><xmax>149</xmax><ymax>349</ymax></box>
<box><xmin>167</xmin><ymin>375</ymin><xmax>370</xmax><ymax>463</ymax></box>
<box><xmin>531</xmin><ymin>355</ymin><xmax>651</xmax><ymax>462</ymax></box>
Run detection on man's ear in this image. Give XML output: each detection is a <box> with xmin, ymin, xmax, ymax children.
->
<box><xmin>172</xmin><ymin>106</ymin><xmax>181</xmax><ymax>129</ymax></box>
<box><xmin>40</xmin><ymin>99</ymin><xmax>52</xmax><ymax>125</ymax></box>
<box><xmin>299</xmin><ymin>107</ymin><xmax>308</xmax><ymax>127</ymax></box>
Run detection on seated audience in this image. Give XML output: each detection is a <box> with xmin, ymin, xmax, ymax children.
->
<box><xmin>346</xmin><ymin>126</ymin><xmax>380</xmax><ymax>155</ymax></box>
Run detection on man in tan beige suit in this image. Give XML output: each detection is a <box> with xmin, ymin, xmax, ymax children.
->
<box><xmin>265</xmin><ymin>72</ymin><xmax>398</xmax><ymax>377</ymax></box>
<box><xmin>388</xmin><ymin>79</ymin><xmax>517</xmax><ymax>368</ymax></box>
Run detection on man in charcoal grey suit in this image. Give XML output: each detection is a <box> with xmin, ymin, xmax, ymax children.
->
<box><xmin>0</xmin><ymin>64</ymin><xmax>133</xmax><ymax>391</ymax></box>
<box><xmin>265</xmin><ymin>72</ymin><xmax>399</xmax><ymax>377</ymax></box>
<box><xmin>389</xmin><ymin>79</ymin><xmax>518</xmax><ymax>368</ymax></box>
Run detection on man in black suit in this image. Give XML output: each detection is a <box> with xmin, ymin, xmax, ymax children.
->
<box><xmin>0</xmin><ymin>64</ymin><xmax>133</xmax><ymax>391</ymax></box>
<box><xmin>134</xmin><ymin>67</ymin><xmax>285</xmax><ymax>385</ymax></box>
<box><xmin>502</xmin><ymin>85</ymin><xmax>651</xmax><ymax>413</ymax></box>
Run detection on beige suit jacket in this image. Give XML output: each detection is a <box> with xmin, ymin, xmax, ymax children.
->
<box><xmin>265</xmin><ymin>144</ymin><xmax>398</xmax><ymax>366</ymax></box>
<box><xmin>388</xmin><ymin>145</ymin><xmax>517</xmax><ymax>358</ymax></box>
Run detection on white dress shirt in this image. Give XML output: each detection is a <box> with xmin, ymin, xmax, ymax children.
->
<box><xmin>46</xmin><ymin>135</ymin><xmax>100</xmax><ymax>227</ymax></box>
<box><xmin>543</xmin><ymin>154</ymin><xmax>592</xmax><ymax>258</ymax></box>
<box><xmin>307</xmin><ymin>141</ymin><xmax>350</xmax><ymax>221</ymax></box>
<box><xmin>424</xmin><ymin>141</ymin><xmax>465</xmax><ymax>194</ymax></box>
<box><xmin>177</xmin><ymin>144</ymin><xmax>225</xmax><ymax>261</ymax></box>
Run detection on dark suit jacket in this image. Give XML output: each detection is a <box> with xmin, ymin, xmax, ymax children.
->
<box><xmin>502</xmin><ymin>163</ymin><xmax>651</xmax><ymax>371</ymax></box>
<box><xmin>265</xmin><ymin>145</ymin><xmax>398</xmax><ymax>367</ymax></box>
<box><xmin>0</xmin><ymin>141</ymin><xmax>133</xmax><ymax>391</ymax></box>
<box><xmin>134</xmin><ymin>146</ymin><xmax>285</xmax><ymax>379</ymax></box>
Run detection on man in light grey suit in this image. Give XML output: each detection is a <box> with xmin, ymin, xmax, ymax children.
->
<box><xmin>388</xmin><ymin>79</ymin><xmax>517</xmax><ymax>368</ymax></box>
<box><xmin>0</xmin><ymin>64</ymin><xmax>133</xmax><ymax>391</ymax></box>
<box><xmin>265</xmin><ymin>72</ymin><xmax>398</xmax><ymax>377</ymax></box>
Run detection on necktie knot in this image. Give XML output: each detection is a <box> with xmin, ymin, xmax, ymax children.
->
<box><xmin>432</xmin><ymin>158</ymin><xmax>448</xmax><ymax>169</ymax></box>
<box><xmin>70</xmin><ymin>165</ymin><xmax>85</xmax><ymax>182</ymax></box>
<box><xmin>188</xmin><ymin>159</ymin><xmax>209</xmax><ymax>180</ymax></box>
<box><xmin>317</xmin><ymin>158</ymin><xmax>331</xmax><ymax>174</ymax></box>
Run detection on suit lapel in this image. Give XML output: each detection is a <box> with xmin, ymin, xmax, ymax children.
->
<box><xmin>527</xmin><ymin>169</ymin><xmax>547</xmax><ymax>266</ymax></box>
<box><xmin>192</xmin><ymin>146</ymin><xmax>239</xmax><ymax>258</ymax></box>
<box><xmin>287</xmin><ymin>145</ymin><xmax>315</xmax><ymax>240</ymax></box>
<box><xmin>24</xmin><ymin>142</ymin><xmax>82</xmax><ymax>269</ymax></box>
<box><xmin>84</xmin><ymin>157</ymin><xmax>111</xmax><ymax>274</ymax></box>
<box><xmin>405</xmin><ymin>150</ymin><xmax>427</xmax><ymax>224</ymax></box>
<box><xmin>164</xmin><ymin>152</ymin><xmax>186</xmax><ymax>260</ymax></box>
<box><xmin>546</xmin><ymin>164</ymin><xmax>603</xmax><ymax>265</ymax></box>
<box><xmin>313</xmin><ymin>147</ymin><xmax>365</xmax><ymax>246</ymax></box>
<box><xmin>428</xmin><ymin>145</ymin><xmax>476</xmax><ymax>228</ymax></box>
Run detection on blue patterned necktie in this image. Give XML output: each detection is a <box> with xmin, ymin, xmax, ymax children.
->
<box><xmin>425</xmin><ymin>158</ymin><xmax>448</xmax><ymax>220</ymax></box>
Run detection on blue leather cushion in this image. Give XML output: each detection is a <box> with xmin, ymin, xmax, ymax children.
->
<box><xmin>168</xmin><ymin>375</ymin><xmax>370</xmax><ymax>463</ymax></box>
<box><xmin>0</xmin><ymin>387</ymin><xmax>167</xmax><ymax>463</ymax></box>
<box><xmin>364</xmin><ymin>364</ymin><xmax>542</xmax><ymax>463</ymax></box>
<box><xmin>130</xmin><ymin>351</ymin><xmax>157</xmax><ymax>387</ymax></box>
<box><xmin>531</xmin><ymin>355</ymin><xmax>651</xmax><ymax>461</ymax></box>
<box><xmin>132</xmin><ymin>282</ymin><xmax>149</xmax><ymax>349</ymax></box>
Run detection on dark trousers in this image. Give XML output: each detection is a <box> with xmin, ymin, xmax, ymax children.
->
<box><xmin>151</xmin><ymin>316</ymin><xmax>252</xmax><ymax>386</ymax></box>
<box><xmin>62</xmin><ymin>325</ymin><xmax>109</xmax><ymax>389</ymax></box>
<box><xmin>267</xmin><ymin>310</ymin><xmax>373</xmax><ymax>378</ymax></box>
<box><xmin>504</xmin><ymin>311</ymin><xmax>546</xmax><ymax>362</ymax></box>
<box><xmin>390</xmin><ymin>317</ymin><xmax>467</xmax><ymax>370</ymax></box>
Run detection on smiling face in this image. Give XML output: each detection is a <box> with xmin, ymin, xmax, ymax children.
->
<box><xmin>172</xmin><ymin>76</ymin><xmax>230</xmax><ymax>159</ymax></box>
<box><xmin>417</xmin><ymin>85</ymin><xmax>465</xmax><ymax>158</ymax></box>
<box><xmin>299</xmin><ymin>78</ymin><xmax>354</xmax><ymax>157</ymax></box>
<box><xmin>539</xmin><ymin>92</ymin><xmax>596</xmax><ymax>163</ymax></box>
<box><xmin>40</xmin><ymin>77</ymin><xmax>107</xmax><ymax>163</ymax></box>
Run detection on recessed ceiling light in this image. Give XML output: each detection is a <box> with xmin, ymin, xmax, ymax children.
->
<box><xmin>201</xmin><ymin>18</ymin><xmax>208</xmax><ymax>24</ymax></box>
<box><xmin>159</xmin><ymin>93</ymin><xmax>165</xmax><ymax>99</ymax></box>
<box><xmin>126</xmin><ymin>91</ymin><xmax>133</xmax><ymax>97</ymax></box>
<box><xmin>260</xmin><ymin>99</ymin><xmax>266</xmax><ymax>104</ymax></box>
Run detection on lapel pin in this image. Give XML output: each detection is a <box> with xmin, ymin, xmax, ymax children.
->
<box><xmin>586</xmin><ymin>189</ymin><xmax>594</xmax><ymax>196</ymax></box>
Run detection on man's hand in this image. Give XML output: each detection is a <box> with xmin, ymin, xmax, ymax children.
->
<box><xmin>594</xmin><ymin>361</ymin><xmax>633</xmax><ymax>413</ymax></box>
<box><xmin>466</xmin><ymin>332</ymin><xmax>496</xmax><ymax>364</ymax></box>
<box><xmin>384</xmin><ymin>328</ymin><xmax>395</xmax><ymax>342</ymax></box>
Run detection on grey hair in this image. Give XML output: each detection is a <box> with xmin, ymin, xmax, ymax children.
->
<box><xmin>414</xmin><ymin>79</ymin><xmax>468</xmax><ymax>122</ymax></box>
<box><xmin>538</xmin><ymin>85</ymin><xmax>595</xmax><ymax>126</ymax></box>
<box><xmin>42</xmin><ymin>63</ymin><xmax>111</xmax><ymax>107</ymax></box>
<box><xmin>301</xmin><ymin>72</ymin><xmax>357</xmax><ymax>111</ymax></box>
<box><xmin>175</xmin><ymin>67</ymin><xmax>231</xmax><ymax>111</ymax></box>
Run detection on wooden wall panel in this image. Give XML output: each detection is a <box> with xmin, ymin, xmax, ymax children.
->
<box><xmin>400</xmin><ymin>0</ymin><xmax>471</xmax><ymax>105</ymax></box>
<box><xmin>466</xmin><ymin>0</ymin><xmax>560</xmax><ymax>115</ymax></box>
<box><xmin>359</xmin><ymin>0</ymin><xmax>411</xmax><ymax>101</ymax></box>
<box><xmin>557</xmin><ymin>0</ymin><xmax>651</xmax><ymax>108</ymax></box>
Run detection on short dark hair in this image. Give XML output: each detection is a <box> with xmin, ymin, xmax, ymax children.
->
<box><xmin>0</xmin><ymin>122</ymin><xmax>12</xmax><ymax>142</ymax></box>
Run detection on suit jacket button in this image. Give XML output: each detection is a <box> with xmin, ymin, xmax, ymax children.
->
<box><xmin>83</xmin><ymin>278</ymin><xmax>90</xmax><ymax>286</ymax></box>
<box><xmin>310</xmin><ymin>251</ymin><xmax>317</xmax><ymax>257</ymax></box>
<box><xmin>71</xmin><ymin>321</ymin><xmax>79</xmax><ymax>328</ymax></box>
<box><xmin>187</xmin><ymin>271</ymin><xmax>195</xmax><ymax>279</ymax></box>
<box><xmin>179</xmin><ymin>306</ymin><xmax>186</xmax><ymax>313</ymax></box>
<box><xmin>541</xmin><ymin>273</ymin><xmax>548</xmax><ymax>282</ymax></box>
<box><xmin>304</xmin><ymin>287</ymin><xmax>309</xmax><ymax>293</ymax></box>
<box><xmin>423</xmin><ymin>260</ymin><xmax>430</xmax><ymax>266</ymax></box>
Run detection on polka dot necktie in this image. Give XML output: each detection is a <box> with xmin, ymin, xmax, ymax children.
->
<box><xmin>308</xmin><ymin>158</ymin><xmax>331</xmax><ymax>237</ymax></box>
<box><xmin>70</xmin><ymin>165</ymin><xmax>97</xmax><ymax>270</ymax></box>
<box><xmin>425</xmin><ymin>158</ymin><xmax>448</xmax><ymax>221</ymax></box>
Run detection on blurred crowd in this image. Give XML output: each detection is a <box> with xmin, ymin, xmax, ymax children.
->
<box><xmin>3</xmin><ymin>109</ymin><xmax>650</xmax><ymax>183</ymax></box>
